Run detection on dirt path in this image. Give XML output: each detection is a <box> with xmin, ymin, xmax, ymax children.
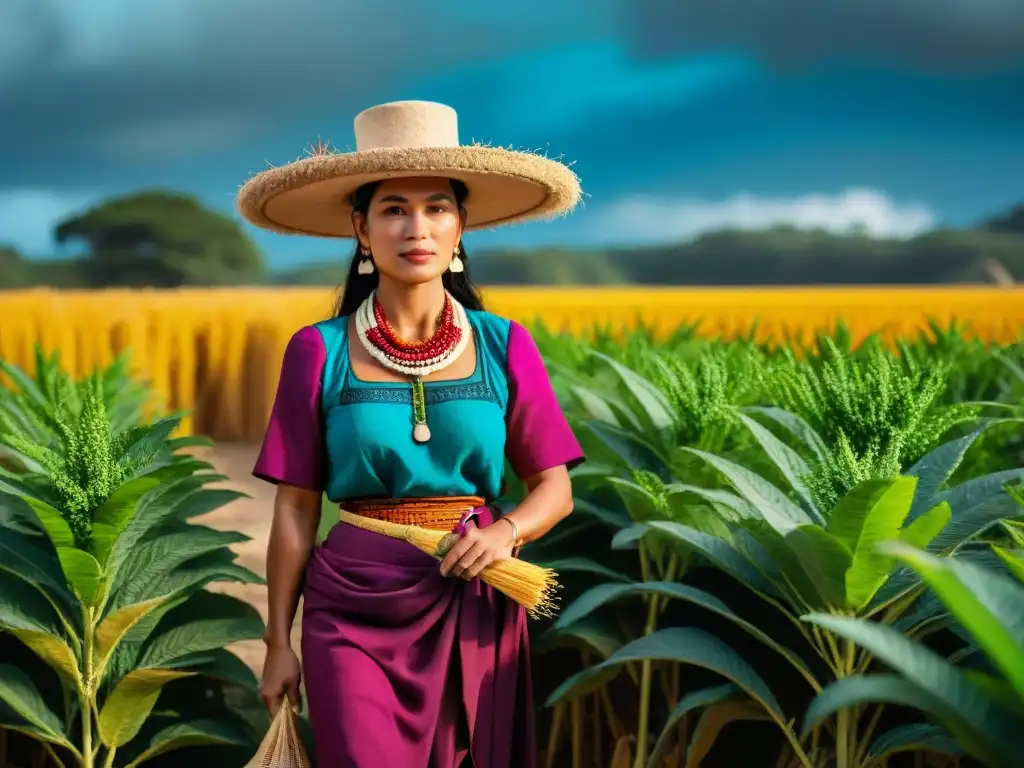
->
<box><xmin>190</xmin><ymin>442</ymin><xmax>301</xmax><ymax>679</ymax></box>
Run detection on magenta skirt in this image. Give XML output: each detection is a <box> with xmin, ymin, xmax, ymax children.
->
<box><xmin>300</xmin><ymin>506</ymin><xmax>537</xmax><ymax>767</ymax></box>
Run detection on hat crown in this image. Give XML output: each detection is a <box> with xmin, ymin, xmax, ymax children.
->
<box><xmin>353</xmin><ymin>100</ymin><xmax>460</xmax><ymax>152</ymax></box>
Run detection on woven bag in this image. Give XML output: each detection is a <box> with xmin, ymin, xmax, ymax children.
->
<box><xmin>244</xmin><ymin>696</ymin><xmax>311</xmax><ymax>768</ymax></box>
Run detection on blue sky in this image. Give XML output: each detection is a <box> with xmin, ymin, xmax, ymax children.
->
<box><xmin>0</xmin><ymin>0</ymin><xmax>1021</xmax><ymax>269</ymax></box>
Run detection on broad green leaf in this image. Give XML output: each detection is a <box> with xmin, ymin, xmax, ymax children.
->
<box><xmin>9</xmin><ymin>630</ymin><xmax>80</xmax><ymax>688</ymax></box>
<box><xmin>94</xmin><ymin>596</ymin><xmax>170</xmax><ymax>677</ymax></box>
<box><xmin>686</xmin><ymin>698</ymin><xmax>771</xmax><ymax>767</ymax></box>
<box><xmin>665</xmin><ymin>483</ymin><xmax>757</xmax><ymax>520</ymax></box>
<box><xmin>145</xmin><ymin>550</ymin><xmax>261</xmax><ymax>600</ymax></box>
<box><xmin>646</xmin><ymin>684</ymin><xmax>737</xmax><ymax>768</ymax></box>
<box><xmin>0</xmin><ymin>528</ymin><xmax>80</xmax><ymax>616</ymax></box>
<box><xmin>736</xmin><ymin>519</ymin><xmax>830</xmax><ymax>609</ymax></box>
<box><xmin>103</xmin><ymin>593</ymin><xmax>195</xmax><ymax>684</ymax></box>
<box><xmin>0</xmin><ymin>569</ymin><xmax>64</xmax><ymax>636</ymax></box>
<box><xmin>0</xmin><ymin>492</ymin><xmax>45</xmax><ymax>533</ymax></box>
<box><xmin>171</xmin><ymin>488</ymin><xmax>249</xmax><ymax>522</ymax></box>
<box><xmin>107</xmin><ymin>525</ymin><xmax>249</xmax><ymax>611</ymax></box>
<box><xmin>105</xmin><ymin>556</ymin><xmax>261</xmax><ymax>680</ymax></box>
<box><xmin>882</xmin><ymin>542</ymin><xmax>1024</xmax><ymax>695</ymax></box>
<box><xmin>553</xmin><ymin>581</ymin><xmax>817</xmax><ymax>690</ymax></box>
<box><xmin>535</xmin><ymin>615</ymin><xmax>625</xmax><ymax>660</ymax></box>
<box><xmin>991</xmin><ymin>545</ymin><xmax>1024</xmax><ymax>583</ymax></box>
<box><xmin>138</xmin><ymin>592</ymin><xmax>265</xmax><ymax>669</ymax></box>
<box><xmin>905</xmin><ymin>428</ymin><xmax>990</xmax><ymax>520</ymax></box>
<box><xmin>98</xmin><ymin>668</ymin><xmax>195</xmax><ymax>747</ymax></box>
<box><xmin>803</xmin><ymin>614</ymin><xmax>1022</xmax><ymax>768</ymax></box>
<box><xmin>962</xmin><ymin>670</ymin><xmax>1024</xmax><ymax>720</ymax></box>
<box><xmin>569</xmin><ymin>385</ymin><xmax>620</xmax><ymax>425</ymax></box>
<box><xmin>681</xmin><ymin>447</ymin><xmax>812</xmax><ymax>532</ymax></box>
<box><xmin>583</xmin><ymin>421</ymin><xmax>667</xmax><ymax>477</ymax></box>
<box><xmin>930</xmin><ymin>470</ymin><xmax>1024</xmax><ymax>551</ymax></box>
<box><xmin>573</xmin><ymin>497</ymin><xmax>631</xmax><ymax>530</ymax></box>
<box><xmin>160</xmin><ymin>648</ymin><xmax>259</xmax><ymax>690</ymax></box>
<box><xmin>124</xmin><ymin>719</ymin><xmax>247</xmax><ymax>767</ymax></box>
<box><xmin>803</xmin><ymin>674</ymin><xmax>955</xmax><ymax>736</ymax></box>
<box><xmin>899</xmin><ymin>501</ymin><xmax>951</xmax><ymax>549</ymax></box>
<box><xmin>735</xmin><ymin>412</ymin><xmax>821</xmax><ymax>522</ymax></box>
<box><xmin>784</xmin><ymin>525</ymin><xmax>852</xmax><ymax>608</ymax></box>
<box><xmin>1001</xmin><ymin>518</ymin><xmax>1024</xmax><ymax>546</ymax></box>
<box><xmin>608</xmin><ymin>478</ymin><xmax>668</xmax><ymax>564</ymax></box>
<box><xmin>104</xmin><ymin>474</ymin><xmax>214</xmax><ymax>577</ymax></box>
<box><xmin>633</xmin><ymin>521</ymin><xmax>781</xmax><ymax>598</ymax></box>
<box><xmin>0</xmin><ymin>359</ymin><xmax>48</xmax><ymax>410</ymax></box>
<box><xmin>868</xmin><ymin>723</ymin><xmax>962</xmax><ymax>759</ymax></box>
<box><xmin>590</xmin><ymin>351</ymin><xmax>675</xmax><ymax>434</ymax></box>
<box><xmin>828</xmin><ymin>477</ymin><xmax>916</xmax><ymax>609</ymax></box>
<box><xmin>535</xmin><ymin>557</ymin><xmax>631</xmax><ymax>582</ymax></box>
<box><xmin>21</xmin><ymin>497</ymin><xmax>74</xmax><ymax>549</ymax></box>
<box><xmin>90</xmin><ymin>473</ymin><xmax>165</xmax><ymax>565</ymax></box>
<box><xmin>607</xmin><ymin>478</ymin><xmax>665</xmax><ymax>524</ymax></box>
<box><xmin>0</xmin><ymin>663</ymin><xmax>66</xmax><ymax>741</ymax></box>
<box><xmin>0</xmin><ymin>469</ymin><xmax>58</xmax><ymax>511</ymax></box>
<box><xmin>166</xmin><ymin>434</ymin><xmax>215</xmax><ymax>451</ymax></box>
<box><xmin>547</xmin><ymin>627</ymin><xmax>783</xmax><ymax>721</ymax></box>
<box><xmin>828</xmin><ymin>477</ymin><xmax>916</xmax><ymax>552</ymax></box>
<box><xmin>57</xmin><ymin>547</ymin><xmax>103</xmax><ymax>606</ymax></box>
<box><xmin>740</xmin><ymin>406</ymin><xmax>828</xmax><ymax>462</ymax></box>
<box><xmin>117</xmin><ymin>417</ymin><xmax>180</xmax><ymax>473</ymax></box>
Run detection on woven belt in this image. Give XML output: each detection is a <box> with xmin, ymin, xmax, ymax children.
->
<box><xmin>341</xmin><ymin>496</ymin><xmax>487</xmax><ymax>531</ymax></box>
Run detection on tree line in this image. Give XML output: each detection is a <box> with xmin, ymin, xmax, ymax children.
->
<box><xmin>1</xmin><ymin>191</ymin><xmax>1022</xmax><ymax>289</ymax></box>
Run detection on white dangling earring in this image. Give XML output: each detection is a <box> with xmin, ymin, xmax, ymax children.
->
<box><xmin>357</xmin><ymin>246</ymin><xmax>375</xmax><ymax>275</ymax></box>
<box><xmin>449</xmin><ymin>244</ymin><xmax>464</xmax><ymax>273</ymax></box>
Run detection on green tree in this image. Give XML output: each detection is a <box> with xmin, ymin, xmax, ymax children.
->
<box><xmin>984</xmin><ymin>203</ymin><xmax>1024</xmax><ymax>234</ymax></box>
<box><xmin>0</xmin><ymin>245</ymin><xmax>33</xmax><ymax>288</ymax></box>
<box><xmin>54</xmin><ymin>191</ymin><xmax>266</xmax><ymax>287</ymax></box>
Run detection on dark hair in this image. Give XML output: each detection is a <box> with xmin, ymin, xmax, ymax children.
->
<box><xmin>333</xmin><ymin>178</ymin><xmax>484</xmax><ymax>317</ymax></box>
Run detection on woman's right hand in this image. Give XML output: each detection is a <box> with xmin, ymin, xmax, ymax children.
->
<box><xmin>260</xmin><ymin>643</ymin><xmax>302</xmax><ymax>716</ymax></box>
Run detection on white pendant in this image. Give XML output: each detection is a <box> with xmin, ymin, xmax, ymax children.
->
<box><xmin>357</xmin><ymin>257</ymin><xmax>374</xmax><ymax>275</ymax></box>
<box><xmin>413</xmin><ymin>423</ymin><xmax>431</xmax><ymax>443</ymax></box>
<box><xmin>448</xmin><ymin>255</ymin><xmax>464</xmax><ymax>273</ymax></box>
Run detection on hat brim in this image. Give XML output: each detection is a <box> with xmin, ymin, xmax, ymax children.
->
<box><xmin>236</xmin><ymin>145</ymin><xmax>582</xmax><ymax>238</ymax></box>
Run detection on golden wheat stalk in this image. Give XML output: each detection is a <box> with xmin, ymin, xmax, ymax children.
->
<box><xmin>337</xmin><ymin>510</ymin><xmax>560</xmax><ymax>618</ymax></box>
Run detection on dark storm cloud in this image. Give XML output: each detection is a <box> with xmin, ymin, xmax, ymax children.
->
<box><xmin>0</xmin><ymin>0</ymin><xmax>610</xmax><ymax>177</ymax></box>
<box><xmin>628</xmin><ymin>0</ymin><xmax>1024</xmax><ymax>72</ymax></box>
<box><xmin>1</xmin><ymin>0</ymin><xmax>1019</xmax><ymax>188</ymax></box>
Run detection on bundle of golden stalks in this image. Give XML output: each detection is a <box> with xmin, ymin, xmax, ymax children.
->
<box><xmin>337</xmin><ymin>510</ymin><xmax>560</xmax><ymax>618</ymax></box>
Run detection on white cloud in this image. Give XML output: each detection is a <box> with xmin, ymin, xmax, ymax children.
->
<box><xmin>0</xmin><ymin>189</ymin><xmax>98</xmax><ymax>257</ymax></box>
<box><xmin>95</xmin><ymin>112</ymin><xmax>260</xmax><ymax>158</ymax></box>
<box><xmin>592</xmin><ymin>188</ymin><xmax>936</xmax><ymax>245</ymax></box>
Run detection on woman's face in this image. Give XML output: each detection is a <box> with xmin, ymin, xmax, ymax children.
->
<box><xmin>353</xmin><ymin>177</ymin><xmax>465</xmax><ymax>286</ymax></box>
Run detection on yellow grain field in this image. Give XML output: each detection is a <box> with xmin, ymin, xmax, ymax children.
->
<box><xmin>0</xmin><ymin>286</ymin><xmax>1021</xmax><ymax>442</ymax></box>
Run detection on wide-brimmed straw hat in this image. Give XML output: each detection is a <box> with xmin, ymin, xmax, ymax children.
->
<box><xmin>236</xmin><ymin>100</ymin><xmax>582</xmax><ymax>238</ymax></box>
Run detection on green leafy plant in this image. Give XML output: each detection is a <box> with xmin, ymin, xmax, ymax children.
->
<box><xmin>547</xmin><ymin>402</ymin><xmax>1024</xmax><ymax>766</ymax></box>
<box><xmin>760</xmin><ymin>336</ymin><xmax>978</xmax><ymax>510</ymax></box>
<box><xmin>535</xmin><ymin>345</ymin><xmax>771</xmax><ymax>767</ymax></box>
<box><xmin>0</xmin><ymin>368</ymin><xmax>265</xmax><ymax>767</ymax></box>
<box><xmin>535</xmin><ymin>323</ymin><xmax>1024</xmax><ymax>767</ymax></box>
<box><xmin>548</xmin><ymin>472</ymin><xmax>954</xmax><ymax>768</ymax></box>
<box><xmin>0</xmin><ymin>344</ymin><xmax>157</xmax><ymax>474</ymax></box>
<box><xmin>803</xmin><ymin>536</ymin><xmax>1024</xmax><ymax>768</ymax></box>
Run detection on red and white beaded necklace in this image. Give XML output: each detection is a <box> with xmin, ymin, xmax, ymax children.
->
<box><xmin>354</xmin><ymin>289</ymin><xmax>471</xmax><ymax>443</ymax></box>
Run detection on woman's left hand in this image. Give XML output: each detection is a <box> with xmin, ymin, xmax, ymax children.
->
<box><xmin>439</xmin><ymin>518</ymin><xmax>515</xmax><ymax>580</ymax></box>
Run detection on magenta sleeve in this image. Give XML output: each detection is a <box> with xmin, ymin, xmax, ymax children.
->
<box><xmin>252</xmin><ymin>325</ymin><xmax>327</xmax><ymax>492</ymax></box>
<box><xmin>505</xmin><ymin>320</ymin><xmax>585</xmax><ymax>479</ymax></box>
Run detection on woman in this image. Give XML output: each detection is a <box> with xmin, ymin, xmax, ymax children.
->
<box><xmin>237</xmin><ymin>100</ymin><xmax>585</xmax><ymax>767</ymax></box>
